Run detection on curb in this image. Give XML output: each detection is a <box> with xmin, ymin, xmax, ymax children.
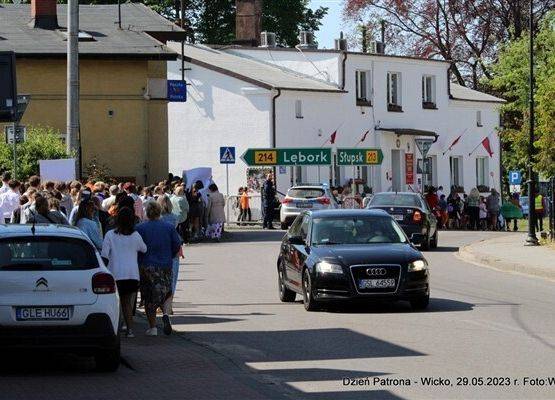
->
<box><xmin>456</xmin><ymin>242</ymin><xmax>555</xmax><ymax>282</ymax></box>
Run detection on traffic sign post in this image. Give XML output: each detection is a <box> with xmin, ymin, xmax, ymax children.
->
<box><xmin>336</xmin><ymin>148</ymin><xmax>384</xmax><ymax>165</ymax></box>
<box><xmin>220</xmin><ymin>147</ymin><xmax>236</xmax><ymax>196</ymax></box>
<box><xmin>241</xmin><ymin>148</ymin><xmax>331</xmax><ymax>166</ymax></box>
<box><xmin>415</xmin><ymin>138</ymin><xmax>434</xmax><ymax>158</ymax></box>
<box><xmin>509</xmin><ymin>171</ymin><xmax>522</xmax><ymax>185</ymax></box>
<box><xmin>5</xmin><ymin>125</ymin><xmax>26</xmax><ymax>144</ymax></box>
<box><xmin>415</xmin><ymin>138</ymin><xmax>435</xmax><ymax>194</ymax></box>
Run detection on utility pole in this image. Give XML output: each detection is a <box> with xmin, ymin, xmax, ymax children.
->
<box><xmin>525</xmin><ymin>0</ymin><xmax>538</xmax><ymax>246</ymax></box>
<box><xmin>67</xmin><ymin>0</ymin><xmax>81</xmax><ymax>178</ymax></box>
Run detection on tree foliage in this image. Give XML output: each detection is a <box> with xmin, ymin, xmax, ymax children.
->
<box><xmin>53</xmin><ymin>0</ymin><xmax>327</xmax><ymax>47</ymax></box>
<box><xmin>0</xmin><ymin>126</ymin><xmax>69</xmax><ymax>181</ymax></box>
<box><xmin>343</xmin><ymin>0</ymin><xmax>554</xmax><ymax>88</ymax></box>
<box><xmin>489</xmin><ymin>12</ymin><xmax>555</xmax><ymax>177</ymax></box>
<box><xmin>194</xmin><ymin>0</ymin><xmax>328</xmax><ymax>46</ymax></box>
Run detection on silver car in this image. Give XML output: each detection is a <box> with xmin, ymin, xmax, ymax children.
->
<box><xmin>279</xmin><ymin>185</ymin><xmax>339</xmax><ymax>229</ymax></box>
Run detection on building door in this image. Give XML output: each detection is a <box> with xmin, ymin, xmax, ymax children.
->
<box><xmin>391</xmin><ymin>149</ymin><xmax>402</xmax><ymax>192</ymax></box>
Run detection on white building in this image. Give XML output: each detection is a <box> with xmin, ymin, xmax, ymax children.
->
<box><xmin>167</xmin><ymin>42</ymin><xmax>504</xmax><ymax>197</ymax></box>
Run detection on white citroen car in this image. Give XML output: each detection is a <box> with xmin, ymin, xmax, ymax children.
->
<box><xmin>0</xmin><ymin>224</ymin><xmax>120</xmax><ymax>371</ymax></box>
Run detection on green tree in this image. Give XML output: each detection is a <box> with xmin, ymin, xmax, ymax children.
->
<box><xmin>489</xmin><ymin>12</ymin><xmax>555</xmax><ymax>178</ymax></box>
<box><xmin>262</xmin><ymin>0</ymin><xmax>328</xmax><ymax>47</ymax></box>
<box><xmin>0</xmin><ymin>126</ymin><xmax>69</xmax><ymax>180</ymax></box>
<box><xmin>194</xmin><ymin>0</ymin><xmax>328</xmax><ymax>46</ymax></box>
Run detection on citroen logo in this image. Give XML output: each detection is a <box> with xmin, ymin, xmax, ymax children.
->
<box><xmin>366</xmin><ymin>268</ymin><xmax>387</xmax><ymax>276</ymax></box>
<box><xmin>35</xmin><ymin>277</ymin><xmax>49</xmax><ymax>290</ymax></box>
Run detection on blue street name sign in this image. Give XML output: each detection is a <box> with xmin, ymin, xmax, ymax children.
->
<box><xmin>220</xmin><ymin>147</ymin><xmax>236</xmax><ymax>164</ymax></box>
<box><xmin>509</xmin><ymin>171</ymin><xmax>522</xmax><ymax>185</ymax></box>
<box><xmin>167</xmin><ymin>80</ymin><xmax>187</xmax><ymax>102</ymax></box>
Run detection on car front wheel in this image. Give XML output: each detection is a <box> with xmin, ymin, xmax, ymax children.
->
<box><xmin>302</xmin><ymin>269</ymin><xmax>320</xmax><ymax>311</ymax></box>
<box><xmin>278</xmin><ymin>261</ymin><xmax>296</xmax><ymax>302</ymax></box>
<box><xmin>95</xmin><ymin>343</ymin><xmax>121</xmax><ymax>372</ymax></box>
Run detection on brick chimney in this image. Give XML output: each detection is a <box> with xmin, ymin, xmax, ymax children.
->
<box><xmin>235</xmin><ymin>0</ymin><xmax>262</xmax><ymax>46</ymax></box>
<box><xmin>29</xmin><ymin>0</ymin><xmax>59</xmax><ymax>30</ymax></box>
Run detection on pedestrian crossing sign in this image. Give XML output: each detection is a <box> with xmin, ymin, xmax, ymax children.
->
<box><xmin>220</xmin><ymin>147</ymin><xmax>236</xmax><ymax>164</ymax></box>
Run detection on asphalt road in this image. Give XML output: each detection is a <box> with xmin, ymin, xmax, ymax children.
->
<box><xmin>1</xmin><ymin>229</ymin><xmax>553</xmax><ymax>400</ymax></box>
<box><xmin>172</xmin><ymin>229</ymin><xmax>555</xmax><ymax>400</ymax></box>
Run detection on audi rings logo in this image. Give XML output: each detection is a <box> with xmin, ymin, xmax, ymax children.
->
<box><xmin>366</xmin><ymin>268</ymin><xmax>387</xmax><ymax>276</ymax></box>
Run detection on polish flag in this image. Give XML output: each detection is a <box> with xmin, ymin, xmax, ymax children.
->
<box><xmin>360</xmin><ymin>130</ymin><xmax>369</xmax><ymax>143</ymax></box>
<box><xmin>482</xmin><ymin>137</ymin><xmax>494</xmax><ymax>157</ymax></box>
<box><xmin>447</xmin><ymin>135</ymin><xmax>462</xmax><ymax>151</ymax></box>
<box><xmin>330</xmin><ymin>130</ymin><xmax>337</xmax><ymax>144</ymax></box>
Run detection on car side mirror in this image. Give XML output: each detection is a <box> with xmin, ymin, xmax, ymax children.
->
<box><xmin>410</xmin><ymin>233</ymin><xmax>425</xmax><ymax>245</ymax></box>
<box><xmin>288</xmin><ymin>235</ymin><xmax>305</xmax><ymax>245</ymax></box>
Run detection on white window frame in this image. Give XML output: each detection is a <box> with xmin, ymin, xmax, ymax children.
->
<box><xmin>476</xmin><ymin>156</ymin><xmax>489</xmax><ymax>187</ymax></box>
<box><xmin>355</xmin><ymin>70</ymin><xmax>371</xmax><ymax>104</ymax></box>
<box><xmin>422</xmin><ymin>75</ymin><xmax>436</xmax><ymax>106</ymax></box>
<box><xmin>476</xmin><ymin>110</ymin><xmax>483</xmax><ymax>127</ymax></box>
<box><xmin>450</xmin><ymin>156</ymin><xmax>464</xmax><ymax>188</ymax></box>
<box><xmin>387</xmin><ymin>72</ymin><xmax>402</xmax><ymax>108</ymax></box>
<box><xmin>295</xmin><ymin>99</ymin><xmax>303</xmax><ymax>119</ymax></box>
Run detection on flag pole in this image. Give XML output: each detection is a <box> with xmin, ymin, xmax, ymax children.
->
<box><xmin>468</xmin><ymin>133</ymin><xmax>490</xmax><ymax>156</ymax></box>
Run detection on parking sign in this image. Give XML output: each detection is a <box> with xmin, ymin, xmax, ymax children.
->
<box><xmin>509</xmin><ymin>171</ymin><xmax>521</xmax><ymax>185</ymax></box>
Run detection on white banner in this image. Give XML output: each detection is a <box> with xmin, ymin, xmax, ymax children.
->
<box><xmin>39</xmin><ymin>158</ymin><xmax>76</xmax><ymax>182</ymax></box>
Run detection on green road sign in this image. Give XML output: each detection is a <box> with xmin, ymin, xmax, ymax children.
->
<box><xmin>336</xmin><ymin>148</ymin><xmax>384</xmax><ymax>165</ymax></box>
<box><xmin>241</xmin><ymin>148</ymin><xmax>332</xmax><ymax>166</ymax></box>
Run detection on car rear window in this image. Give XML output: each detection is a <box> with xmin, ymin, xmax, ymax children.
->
<box><xmin>370</xmin><ymin>194</ymin><xmax>422</xmax><ymax>207</ymax></box>
<box><xmin>287</xmin><ymin>188</ymin><xmax>325</xmax><ymax>199</ymax></box>
<box><xmin>0</xmin><ymin>236</ymin><xmax>99</xmax><ymax>271</ymax></box>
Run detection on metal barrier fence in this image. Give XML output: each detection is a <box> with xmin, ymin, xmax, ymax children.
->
<box><xmin>340</xmin><ymin>196</ymin><xmax>363</xmax><ymax>209</ymax></box>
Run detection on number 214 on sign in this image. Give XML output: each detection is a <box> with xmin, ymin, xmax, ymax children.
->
<box><xmin>255</xmin><ymin>150</ymin><xmax>277</xmax><ymax>165</ymax></box>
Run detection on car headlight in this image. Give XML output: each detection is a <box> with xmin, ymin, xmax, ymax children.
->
<box><xmin>316</xmin><ymin>262</ymin><xmax>343</xmax><ymax>274</ymax></box>
<box><xmin>408</xmin><ymin>259</ymin><xmax>428</xmax><ymax>272</ymax></box>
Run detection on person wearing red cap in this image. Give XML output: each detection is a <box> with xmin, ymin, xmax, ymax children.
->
<box><xmin>123</xmin><ymin>182</ymin><xmax>145</xmax><ymax>221</ymax></box>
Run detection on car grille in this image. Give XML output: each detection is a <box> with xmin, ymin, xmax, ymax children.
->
<box><xmin>349</xmin><ymin>264</ymin><xmax>401</xmax><ymax>294</ymax></box>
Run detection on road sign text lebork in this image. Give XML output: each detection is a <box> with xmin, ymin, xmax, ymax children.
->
<box><xmin>336</xmin><ymin>148</ymin><xmax>384</xmax><ymax>165</ymax></box>
<box><xmin>241</xmin><ymin>148</ymin><xmax>331</xmax><ymax>166</ymax></box>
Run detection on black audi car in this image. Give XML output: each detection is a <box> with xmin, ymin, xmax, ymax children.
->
<box><xmin>277</xmin><ymin>209</ymin><xmax>430</xmax><ymax>311</ymax></box>
<box><xmin>367</xmin><ymin>192</ymin><xmax>438</xmax><ymax>250</ymax></box>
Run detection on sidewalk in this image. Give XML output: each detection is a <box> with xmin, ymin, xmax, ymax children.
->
<box><xmin>457</xmin><ymin>233</ymin><xmax>555</xmax><ymax>281</ymax></box>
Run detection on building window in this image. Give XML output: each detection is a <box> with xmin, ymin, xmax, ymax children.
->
<box><xmin>476</xmin><ymin>157</ymin><xmax>489</xmax><ymax>188</ymax></box>
<box><xmin>295</xmin><ymin>99</ymin><xmax>303</xmax><ymax>119</ymax></box>
<box><xmin>422</xmin><ymin>75</ymin><xmax>436</xmax><ymax>109</ymax></box>
<box><xmin>387</xmin><ymin>72</ymin><xmax>402</xmax><ymax>112</ymax></box>
<box><xmin>355</xmin><ymin>70</ymin><xmax>372</xmax><ymax>106</ymax></box>
<box><xmin>476</xmin><ymin>110</ymin><xmax>483</xmax><ymax>127</ymax></box>
<box><xmin>450</xmin><ymin>156</ymin><xmax>463</xmax><ymax>188</ymax></box>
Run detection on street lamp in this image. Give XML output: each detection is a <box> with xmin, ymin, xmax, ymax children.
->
<box><xmin>525</xmin><ymin>0</ymin><xmax>538</xmax><ymax>246</ymax></box>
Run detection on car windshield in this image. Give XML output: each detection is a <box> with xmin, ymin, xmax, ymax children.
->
<box><xmin>288</xmin><ymin>188</ymin><xmax>325</xmax><ymax>199</ymax></box>
<box><xmin>311</xmin><ymin>216</ymin><xmax>408</xmax><ymax>245</ymax></box>
<box><xmin>0</xmin><ymin>236</ymin><xmax>99</xmax><ymax>271</ymax></box>
<box><xmin>370</xmin><ymin>193</ymin><xmax>422</xmax><ymax>207</ymax></box>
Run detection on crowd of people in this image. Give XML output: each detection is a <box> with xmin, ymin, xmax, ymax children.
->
<box><xmin>0</xmin><ymin>171</ymin><xmax>228</xmax><ymax>338</ymax></box>
<box><xmin>424</xmin><ymin>185</ymin><xmax>547</xmax><ymax>232</ymax></box>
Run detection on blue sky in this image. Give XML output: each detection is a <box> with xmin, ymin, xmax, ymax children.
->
<box><xmin>309</xmin><ymin>0</ymin><xmax>344</xmax><ymax>49</ymax></box>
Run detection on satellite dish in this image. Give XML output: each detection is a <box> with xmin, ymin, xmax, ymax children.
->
<box><xmin>12</xmin><ymin>0</ymin><xmax>22</xmax><ymax>4</ymax></box>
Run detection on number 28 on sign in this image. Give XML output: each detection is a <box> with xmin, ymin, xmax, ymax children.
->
<box><xmin>254</xmin><ymin>150</ymin><xmax>277</xmax><ymax>165</ymax></box>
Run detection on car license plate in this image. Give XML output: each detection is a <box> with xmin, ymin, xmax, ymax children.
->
<box><xmin>393</xmin><ymin>214</ymin><xmax>404</xmax><ymax>221</ymax></box>
<box><xmin>296</xmin><ymin>202</ymin><xmax>312</xmax><ymax>208</ymax></box>
<box><xmin>358</xmin><ymin>279</ymin><xmax>396</xmax><ymax>289</ymax></box>
<box><xmin>15</xmin><ymin>306</ymin><xmax>71</xmax><ymax>321</ymax></box>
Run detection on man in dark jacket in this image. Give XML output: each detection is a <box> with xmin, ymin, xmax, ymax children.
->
<box><xmin>262</xmin><ymin>173</ymin><xmax>276</xmax><ymax>229</ymax></box>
